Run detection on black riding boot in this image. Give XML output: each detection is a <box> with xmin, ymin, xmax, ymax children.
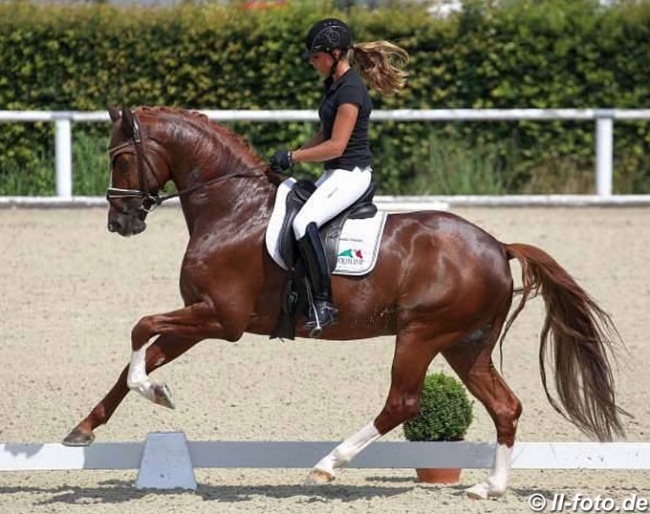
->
<box><xmin>298</xmin><ymin>222</ymin><xmax>339</xmax><ymax>337</ymax></box>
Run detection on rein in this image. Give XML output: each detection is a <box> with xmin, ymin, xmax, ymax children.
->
<box><xmin>154</xmin><ymin>167</ymin><xmax>268</xmax><ymax>206</ymax></box>
<box><xmin>106</xmin><ymin>114</ymin><xmax>269</xmax><ymax>212</ymax></box>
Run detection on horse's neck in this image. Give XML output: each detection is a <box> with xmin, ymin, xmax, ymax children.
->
<box><xmin>155</xmin><ymin>115</ymin><xmax>275</xmax><ymax>237</ymax></box>
<box><xmin>153</xmin><ymin>111</ymin><xmax>260</xmax><ymax>190</ymax></box>
<box><xmin>178</xmin><ymin>175</ymin><xmax>277</xmax><ymax>240</ymax></box>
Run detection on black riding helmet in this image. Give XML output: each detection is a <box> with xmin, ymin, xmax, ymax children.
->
<box><xmin>302</xmin><ymin>18</ymin><xmax>353</xmax><ymax>61</ymax></box>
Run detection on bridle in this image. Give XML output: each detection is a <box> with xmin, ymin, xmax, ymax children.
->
<box><xmin>106</xmin><ymin>114</ymin><xmax>267</xmax><ymax>214</ymax></box>
<box><xmin>106</xmin><ymin>115</ymin><xmax>168</xmax><ymax>214</ymax></box>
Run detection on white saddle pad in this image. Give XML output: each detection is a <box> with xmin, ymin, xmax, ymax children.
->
<box><xmin>265</xmin><ymin>178</ymin><xmax>387</xmax><ymax>276</ymax></box>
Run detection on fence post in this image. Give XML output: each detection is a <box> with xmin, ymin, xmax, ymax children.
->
<box><xmin>54</xmin><ymin>115</ymin><xmax>73</xmax><ymax>198</ymax></box>
<box><xmin>595</xmin><ymin>111</ymin><xmax>614</xmax><ymax>197</ymax></box>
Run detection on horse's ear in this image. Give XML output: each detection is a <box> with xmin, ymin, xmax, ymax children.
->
<box><xmin>121</xmin><ymin>106</ymin><xmax>135</xmax><ymax>138</ymax></box>
<box><xmin>108</xmin><ymin>105</ymin><xmax>121</xmax><ymax>123</ymax></box>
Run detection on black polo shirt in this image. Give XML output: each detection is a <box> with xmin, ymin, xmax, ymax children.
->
<box><xmin>319</xmin><ymin>68</ymin><xmax>373</xmax><ymax>171</ymax></box>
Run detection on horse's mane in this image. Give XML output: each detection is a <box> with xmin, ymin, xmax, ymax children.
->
<box><xmin>135</xmin><ymin>106</ymin><xmax>266</xmax><ymax>167</ymax></box>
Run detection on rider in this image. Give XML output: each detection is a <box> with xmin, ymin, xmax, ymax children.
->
<box><xmin>269</xmin><ymin>18</ymin><xmax>409</xmax><ymax>337</ymax></box>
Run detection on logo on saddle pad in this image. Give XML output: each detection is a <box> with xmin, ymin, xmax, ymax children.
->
<box><xmin>266</xmin><ymin>178</ymin><xmax>387</xmax><ymax>276</ymax></box>
<box><xmin>339</xmin><ymin>248</ymin><xmax>363</xmax><ymax>259</ymax></box>
<box><xmin>337</xmin><ymin>248</ymin><xmax>364</xmax><ymax>267</ymax></box>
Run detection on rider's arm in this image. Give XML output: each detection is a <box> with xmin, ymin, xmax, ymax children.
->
<box><xmin>299</xmin><ymin>129</ymin><xmax>326</xmax><ymax>150</ymax></box>
<box><xmin>291</xmin><ymin>103</ymin><xmax>359</xmax><ymax>164</ymax></box>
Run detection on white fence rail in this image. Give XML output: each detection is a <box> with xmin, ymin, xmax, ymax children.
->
<box><xmin>1</xmin><ymin>109</ymin><xmax>649</xmax><ymax>199</ymax></box>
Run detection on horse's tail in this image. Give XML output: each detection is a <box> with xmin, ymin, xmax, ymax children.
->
<box><xmin>501</xmin><ymin>242</ymin><xmax>628</xmax><ymax>441</ymax></box>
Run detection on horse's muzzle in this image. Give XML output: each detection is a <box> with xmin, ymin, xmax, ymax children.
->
<box><xmin>107</xmin><ymin>211</ymin><xmax>147</xmax><ymax>237</ymax></box>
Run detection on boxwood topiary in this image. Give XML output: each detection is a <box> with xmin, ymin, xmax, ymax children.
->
<box><xmin>403</xmin><ymin>372</ymin><xmax>473</xmax><ymax>442</ymax></box>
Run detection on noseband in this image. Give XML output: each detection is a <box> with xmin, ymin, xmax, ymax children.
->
<box><xmin>106</xmin><ymin>113</ymin><xmax>268</xmax><ymax>214</ymax></box>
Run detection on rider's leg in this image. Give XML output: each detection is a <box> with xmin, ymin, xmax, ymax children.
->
<box><xmin>293</xmin><ymin>166</ymin><xmax>371</xmax><ymax>336</ymax></box>
<box><xmin>297</xmin><ymin>222</ymin><xmax>338</xmax><ymax>337</ymax></box>
<box><xmin>293</xmin><ymin>166</ymin><xmax>372</xmax><ymax>239</ymax></box>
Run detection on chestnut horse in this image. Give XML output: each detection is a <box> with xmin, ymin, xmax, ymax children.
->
<box><xmin>63</xmin><ymin>106</ymin><xmax>627</xmax><ymax>499</ymax></box>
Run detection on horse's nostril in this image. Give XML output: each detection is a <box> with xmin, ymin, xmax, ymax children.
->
<box><xmin>108</xmin><ymin>221</ymin><xmax>119</xmax><ymax>232</ymax></box>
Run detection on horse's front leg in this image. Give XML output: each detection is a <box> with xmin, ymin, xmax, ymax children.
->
<box><xmin>127</xmin><ymin>300</ymin><xmax>241</xmax><ymax>406</ymax></box>
<box><xmin>63</xmin><ymin>334</ymin><xmax>199</xmax><ymax>446</ymax></box>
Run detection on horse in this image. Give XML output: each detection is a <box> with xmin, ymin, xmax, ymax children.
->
<box><xmin>62</xmin><ymin>105</ymin><xmax>628</xmax><ymax>499</ymax></box>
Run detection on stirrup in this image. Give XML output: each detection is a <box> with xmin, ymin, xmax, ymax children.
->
<box><xmin>305</xmin><ymin>302</ymin><xmax>338</xmax><ymax>338</ymax></box>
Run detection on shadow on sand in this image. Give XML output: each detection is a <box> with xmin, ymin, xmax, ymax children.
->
<box><xmin>0</xmin><ymin>477</ymin><xmax>489</xmax><ymax>505</ymax></box>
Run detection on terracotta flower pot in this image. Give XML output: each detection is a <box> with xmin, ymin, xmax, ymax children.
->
<box><xmin>415</xmin><ymin>467</ymin><xmax>462</xmax><ymax>484</ymax></box>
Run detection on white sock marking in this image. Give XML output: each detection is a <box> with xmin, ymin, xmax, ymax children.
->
<box><xmin>313</xmin><ymin>422</ymin><xmax>381</xmax><ymax>475</ymax></box>
<box><xmin>127</xmin><ymin>344</ymin><xmax>151</xmax><ymax>392</ymax></box>
<box><xmin>467</xmin><ymin>443</ymin><xmax>512</xmax><ymax>499</ymax></box>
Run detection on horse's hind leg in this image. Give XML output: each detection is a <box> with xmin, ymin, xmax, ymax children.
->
<box><xmin>305</xmin><ymin>329</ymin><xmax>446</xmax><ymax>485</ymax></box>
<box><xmin>62</xmin><ymin>335</ymin><xmax>199</xmax><ymax>446</ymax></box>
<box><xmin>442</xmin><ymin>321</ymin><xmax>522</xmax><ymax>500</ymax></box>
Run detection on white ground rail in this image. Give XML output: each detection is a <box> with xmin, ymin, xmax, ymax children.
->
<box><xmin>1</xmin><ymin>109</ymin><xmax>650</xmax><ymax>201</ymax></box>
<box><xmin>1</xmin><ymin>432</ymin><xmax>649</xmax><ymax>490</ymax></box>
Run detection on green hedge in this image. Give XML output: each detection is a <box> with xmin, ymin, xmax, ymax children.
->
<box><xmin>1</xmin><ymin>0</ymin><xmax>649</xmax><ymax>195</ymax></box>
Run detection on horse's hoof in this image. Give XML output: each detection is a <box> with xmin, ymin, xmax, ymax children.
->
<box><xmin>466</xmin><ymin>486</ymin><xmax>488</xmax><ymax>500</ymax></box>
<box><xmin>304</xmin><ymin>468</ymin><xmax>335</xmax><ymax>485</ymax></box>
<box><xmin>62</xmin><ymin>427</ymin><xmax>95</xmax><ymax>447</ymax></box>
<box><xmin>152</xmin><ymin>382</ymin><xmax>175</xmax><ymax>409</ymax></box>
<box><xmin>466</xmin><ymin>482</ymin><xmax>505</xmax><ymax>500</ymax></box>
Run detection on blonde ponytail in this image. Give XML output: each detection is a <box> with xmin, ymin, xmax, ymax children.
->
<box><xmin>351</xmin><ymin>41</ymin><xmax>409</xmax><ymax>96</ymax></box>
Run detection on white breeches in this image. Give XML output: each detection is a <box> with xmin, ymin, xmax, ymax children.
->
<box><xmin>293</xmin><ymin>166</ymin><xmax>372</xmax><ymax>239</ymax></box>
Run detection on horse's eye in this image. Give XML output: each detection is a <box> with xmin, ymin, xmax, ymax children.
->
<box><xmin>115</xmin><ymin>155</ymin><xmax>131</xmax><ymax>174</ymax></box>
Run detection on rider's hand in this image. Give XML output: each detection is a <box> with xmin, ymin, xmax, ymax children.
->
<box><xmin>269</xmin><ymin>149</ymin><xmax>293</xmax><ymax>174</ymax></box>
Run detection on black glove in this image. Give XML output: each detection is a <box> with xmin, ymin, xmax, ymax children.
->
<box><xmin>269</xmin><ymin>149</ymin><xmax>293</xmax><ymax>173</ymax></box>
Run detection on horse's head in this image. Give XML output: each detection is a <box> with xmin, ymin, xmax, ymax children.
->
<box><xmin>105</xmin><ymin>106</ymin><xmax>170</xmax><ymax>237</ymax></box>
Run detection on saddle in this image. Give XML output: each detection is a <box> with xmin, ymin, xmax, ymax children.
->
<box><xmin>277</xmin><ymin>179</ymin><xmax>377</xmax><ymax>271</ymax></box>
<box><xmin>271</xmin><ymin>179</ymin><xmax>378</xmax><ymax>340</ymax></box>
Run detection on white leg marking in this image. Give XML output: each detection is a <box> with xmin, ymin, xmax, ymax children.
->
<box><xmin>127</xmin><ymin>343</ymin><xmax>155</xmax><ymax>400</ymax></box>
<box><xmin>307</xmin><ymin>422</ymin><xmax>381</xmax><ymax>481</ymax></box>
<box><xmin>466</xmin><ymin>443</ymin><xmax>512</xmax><ymax>499</ymax></box>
